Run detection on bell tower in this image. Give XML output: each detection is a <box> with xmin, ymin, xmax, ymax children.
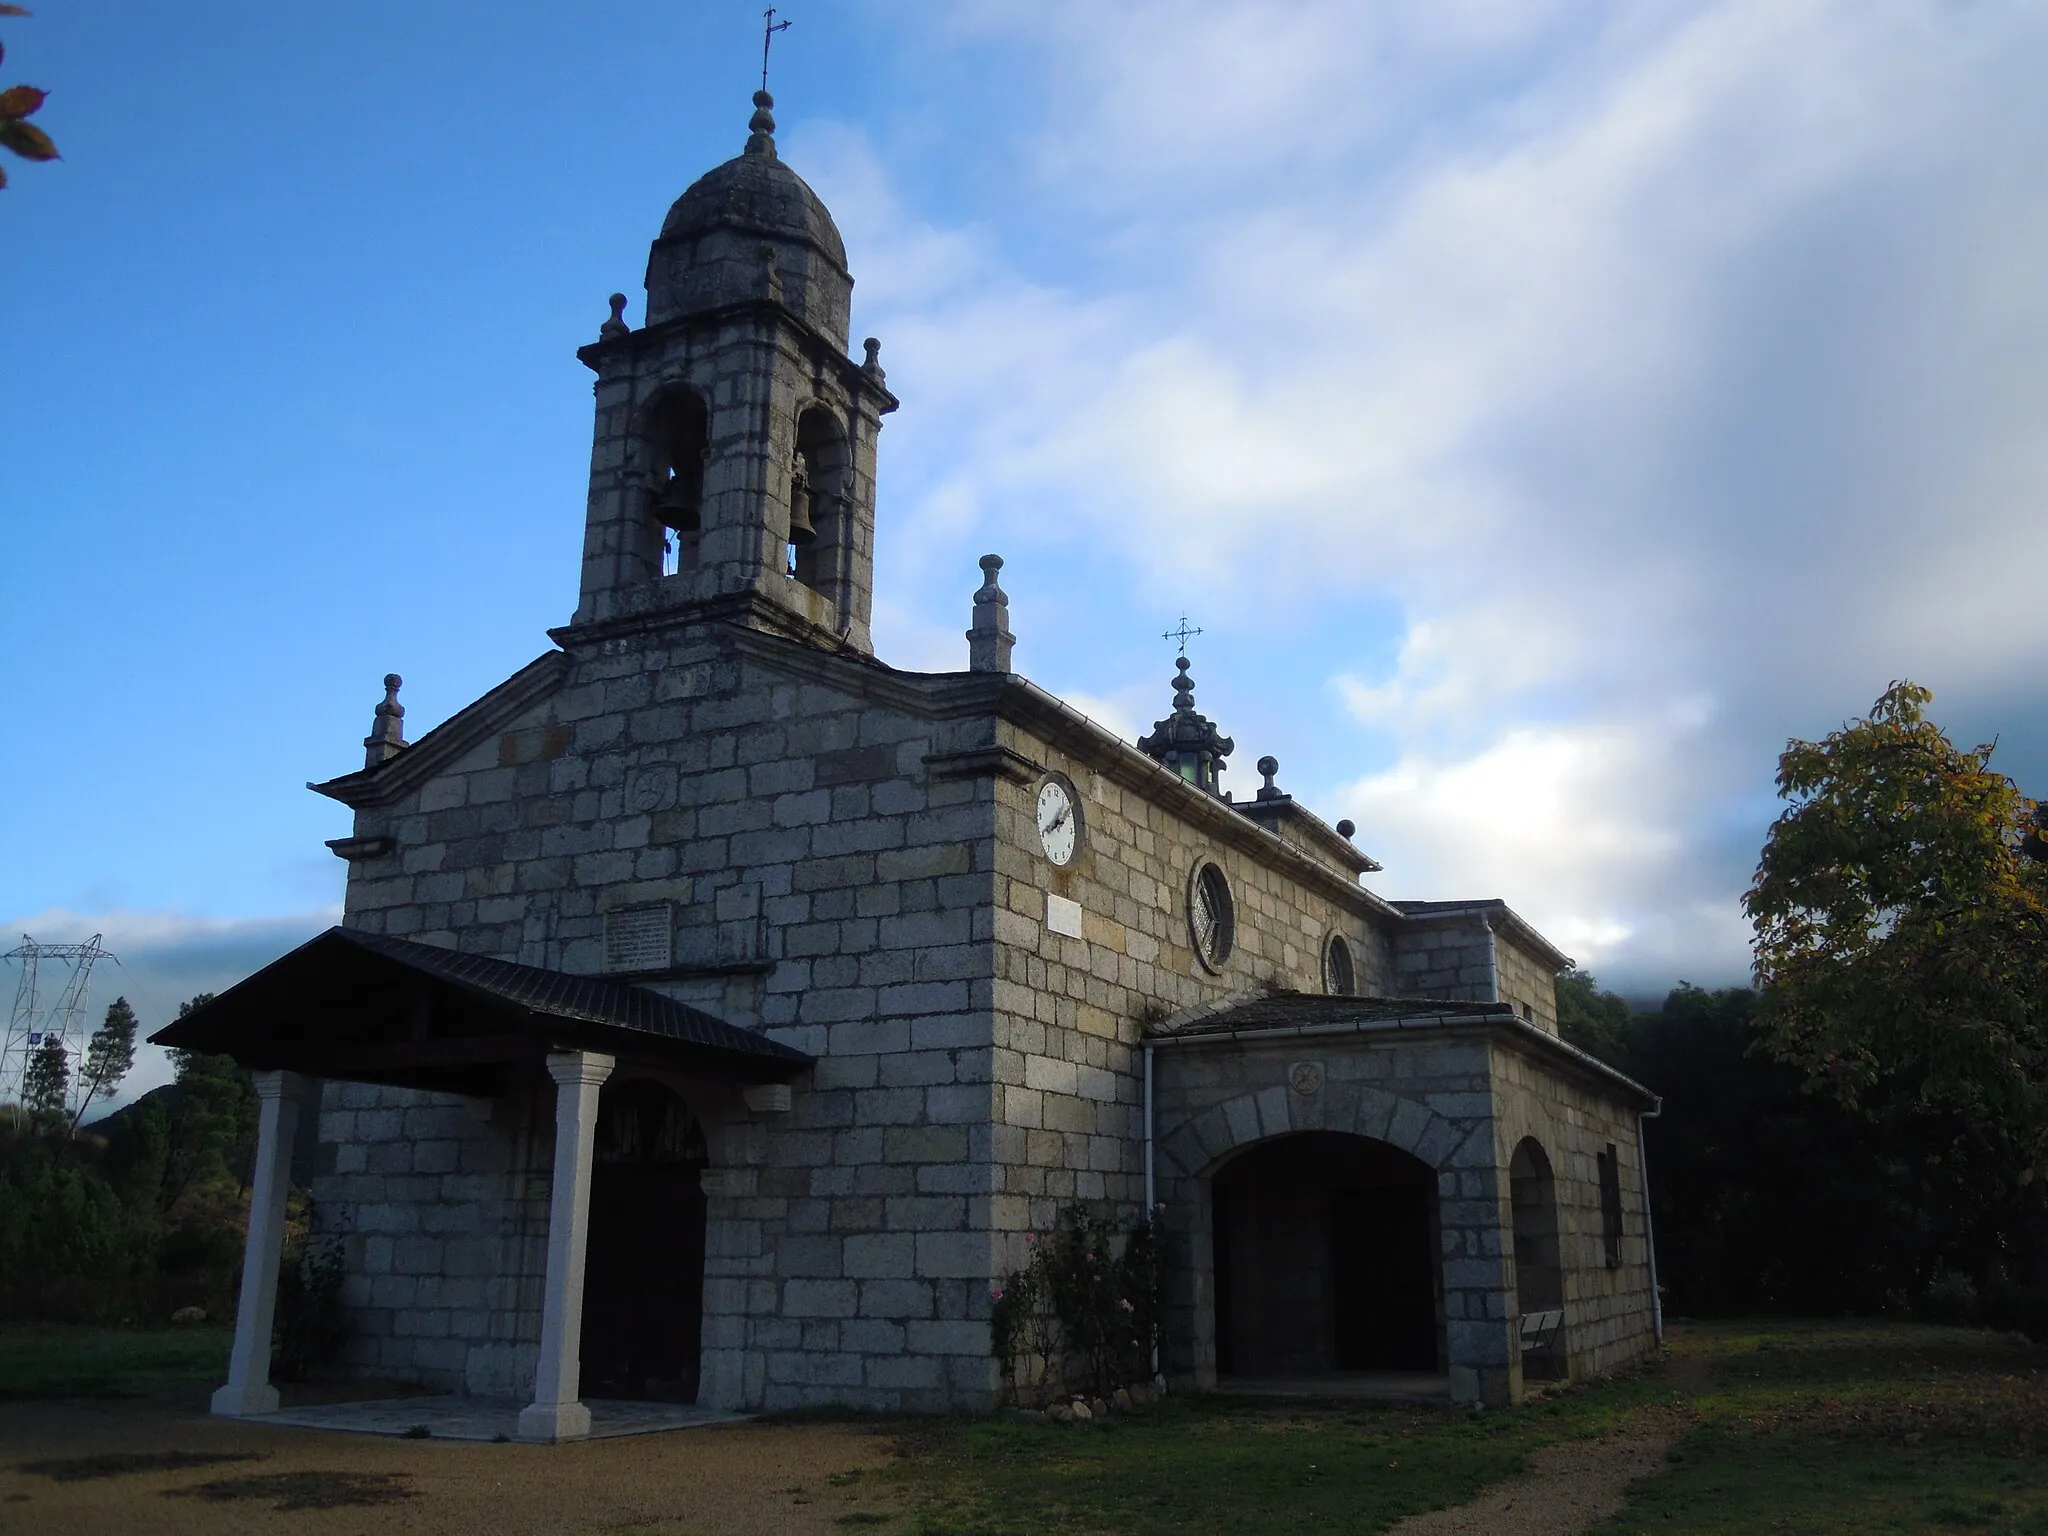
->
<box><xmin>570</xmin><ymin>90</ymin><xmax>896</xmax><ymax>651</ymax></box>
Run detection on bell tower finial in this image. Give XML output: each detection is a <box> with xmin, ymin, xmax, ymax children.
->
<box><xmin>1137</xmin><ymin>631</ymin><xmax>1234</xmax><ymax>796</ymax></box>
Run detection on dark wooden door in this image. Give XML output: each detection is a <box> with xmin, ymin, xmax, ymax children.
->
<box><xmin>579</xmin><ymin>1081</ymin><xmax>708</xmax><ymax>1402</ymax></box>
<box><xmin>1332</xmin><ymin>1184</ymin><xmax>1438</xmax><ymax>1371</ymax></box>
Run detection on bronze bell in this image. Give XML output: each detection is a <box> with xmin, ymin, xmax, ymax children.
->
<box><xmin>653</xmin><ymin>469</ymin><xmax>699</xmax><ymax>532</ymax></box>
<box><xmin>787</xmin><ymin>461</ymin><xmax>817</xmax><ymax>546</ymax></box>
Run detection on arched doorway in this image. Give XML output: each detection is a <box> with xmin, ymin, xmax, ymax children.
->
<box><xmin>1509</xmin><ymin>1137</ymin><xmax>1565</xmax><ymax>1380</ymax></box>
<box><xmin>1211</xmin><ymin>1132</ymin><xmax>1442</xmax><ymax>1378</ymax></box>
<box><xmin>580</xmin><ymin>1079</ymin><xmax>708</xmax><ymax>1402</ymax></box>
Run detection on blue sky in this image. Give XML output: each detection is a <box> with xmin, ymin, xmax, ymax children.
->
<box><xmin>7</xmin><ymin>1</ymin><xmax>2048</xmax><ymax>1098</ymax></box>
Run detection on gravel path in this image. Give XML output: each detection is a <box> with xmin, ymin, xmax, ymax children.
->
<box><xmin>1384</xmin><ymin>1407</ymin><xmax>1687</xmax><ymax>1536</ymax></box>
<box><xmin>0</xmin><ymin>1394</ymin><xmax>899</xmax><ymax>1536</ymax></box>
<box><xmin>1387</xmin><ymin>1342</ymin><xmax>1705</xmax><ymax>1536</ymax></box>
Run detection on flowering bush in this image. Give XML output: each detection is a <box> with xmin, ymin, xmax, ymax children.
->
<box><xmin>991</xmin><ymin>1202</ymin><xmax>1160</xmax><ymax>1400</ymax></box>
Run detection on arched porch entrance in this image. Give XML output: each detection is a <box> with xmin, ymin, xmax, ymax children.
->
<box><xmin>1211</xmin><ymin>1132</ymin><xmax>1443</xmax><ymax>1380</ymax></box>
<box><xmin>1509</xmin><ymin>1136</ymin><xmax>1565</xmax><ymax>1381</ymax></box>
<box><xmin>580</xmin><ymin>1078</ymin><xmax>709</xmax><ymax>1402</ymax></box>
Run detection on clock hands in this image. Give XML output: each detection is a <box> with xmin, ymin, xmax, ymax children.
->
<box><xmin>1040</xmin><ymin>803</ymin><xmax>1071</xmax><ymax>837</ymax></box>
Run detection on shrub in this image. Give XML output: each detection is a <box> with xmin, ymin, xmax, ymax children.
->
<box><xmin>991</xmin><ymin>1203</ymin><xmax>1160</xmax><ymax>1401</ymax></box>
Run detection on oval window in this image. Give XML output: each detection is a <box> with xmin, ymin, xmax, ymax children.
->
<box><xmin>1188</xmin><ymin>861</ymin><xmax>1236</xmax><ymax>972</ymax></box>
<box><xmin>1324</xmin><ymin>933</ymin><xmax>1356</xmax><ymax>996</ymax></box>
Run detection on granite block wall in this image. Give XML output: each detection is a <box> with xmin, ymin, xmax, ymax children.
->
<box><xmin>311</xmin><ymin>1078</ymin><xmax>552</xmax><ymax>1397</ymax></box>
<box><xmin>1488</xmin><ymin>1035</ymin><xmax>1658</xmax><ymax>1387</ymax></box>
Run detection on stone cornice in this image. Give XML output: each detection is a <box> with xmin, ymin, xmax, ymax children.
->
<box><xmin>308</xmin><ymin>651</ymin><xmax>571</xmax><ymax>810</ymax></box>
<box><xmin>1146</xmin><ymin>1009</ymin><xmax>1657</xmax><ymax>1109</ymax></box>
<box><xmin>576</xmin><ymin>301</ymin><xmax>899</xmax><ymax>416</ymax></box>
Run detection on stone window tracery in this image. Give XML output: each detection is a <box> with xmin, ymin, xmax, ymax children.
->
<box><xmin>1189</xmin><ymin>860</ymin><xmax>1236</xmax><ymax>972</ymax></box>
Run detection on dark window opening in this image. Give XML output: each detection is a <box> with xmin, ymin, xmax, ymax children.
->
<box><xmin>643</xmin><ymin>391</ymin><xmax>709</xmax><ymax>580</ymax></box>
<box><xmin>1597</xmin><ymin>1143</ymin><xmax>1625</xmax><ymax>1268</ymax></box>
<box><xmin>789</xmin><ymin>405</ymin><xmax>849</xmax><ymax>597</ymax></box>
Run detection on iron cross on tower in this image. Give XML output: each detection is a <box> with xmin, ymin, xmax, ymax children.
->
<box><xmin>1164</xmin><ymin>615</ymin><xmax>1203</xmax><ymax>656</ymax></box>
<box><xmin>761</xmin><ymin>8</ymin><xmax>792</xmax><ymax>91</ymax></box>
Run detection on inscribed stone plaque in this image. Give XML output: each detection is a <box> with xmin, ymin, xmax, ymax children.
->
<box><xmin>604</xmin><ymin>903</ymin><xmax>672</xmax><ymax>973</ymax></box>
<box><xmin>1045</xmin><ymin>892</ymin><xmax>1084</xmax><ymax>939</ymax></box>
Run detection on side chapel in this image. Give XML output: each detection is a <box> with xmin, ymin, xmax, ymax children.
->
<box><xmin>158</xmin><ymin>89</ymin><xmax>1661</xmax><ymax>1440</ymax></box>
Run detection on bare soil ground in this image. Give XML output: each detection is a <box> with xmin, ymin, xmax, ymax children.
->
<box><xmin>0</xmin><ymin>1386</ymin><xmax>901</xmax><ymax>1536</ymax></box>
<box><xmin>1382</xmin><ymin>1406</ymin><xmax>1687</xmax><ymax>1536</ymax></box>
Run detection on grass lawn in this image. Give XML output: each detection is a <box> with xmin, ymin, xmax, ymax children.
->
<box><xmin>874</xmin><ymin>1371</ymin><xmax>1674</xmax><ymax>1535</ymax></box>
<box><xmin>0</xmin><ymin>1318</ymin><xmax>2040</xmax><ymax>1533</ymax></box>
<box><xmin>1591</xmin><ymin>1321</ymin><xmax>2048</xmax><ymax>1536</ymax></box>
<box><xmin>877</xmin><ymin>1321</ymin><xmax>2047</xmax><ymax>1536</ymax></box>
<box><xmin>0</xmin><ymin>1320</ymin><xmax>231</xmax><ymax>1400</ymax></box>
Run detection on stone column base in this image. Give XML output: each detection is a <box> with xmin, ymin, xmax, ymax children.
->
<box><xmin>516</xmin><ymin>1400</ymin><xmax>592</xmax><ymax>1443</ymax></box>
<box><xmin>210</xmin><ymin>1380</ymin><xmax>281</xmax><ymax>1418</ymax></box>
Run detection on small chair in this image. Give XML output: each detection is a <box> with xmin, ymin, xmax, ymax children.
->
<box><xmin>1518</xmin><ymin>1309</ymin><xmax>1566</xmax><ymax>1381</ymax></box>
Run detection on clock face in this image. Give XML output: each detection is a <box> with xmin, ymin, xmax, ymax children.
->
<box><xmin>1036</xmin><ymin>780</ymin><xmax>1079</xmax><ymax>866</ymax></box>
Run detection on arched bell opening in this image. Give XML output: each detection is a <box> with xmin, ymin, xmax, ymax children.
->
<box><xmin>579</xmin><ymin>1077</ymin><xmax>710</xmax><ymax>1403</ymax></box>
<box><xmin>640</xmin><ymin>389</ymin><xmax>710</xmax><ymax>579</ymax></box>
<box><xmin>788</xmin><ymin>404</ymin><xmax>850</xmax><ymax>599</ymax></box>
<box><xmin>1210</xmin><ymin>1132</ymin><xmax>1444</xmax><ymax>1381</ymax></box>
<box><xmin>1509</xmin><ymin>1136</ymin><xmax>1566</xmax><ymax>1381</ymax></box>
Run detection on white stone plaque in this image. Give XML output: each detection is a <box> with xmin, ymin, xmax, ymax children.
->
<box><xmin>604</xmin><ymin>903</ymin><xmax>672</xmax><ymax>973</ymax></box>
<box><xmin>1045</xmin><ymin>892</ymin><xmax>1084</xmax><ymax>939</ymax></box>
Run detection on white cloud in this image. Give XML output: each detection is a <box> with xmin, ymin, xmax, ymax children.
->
<box><xmin>826</xmin><ymin>0</ymin><xmax>2048</xmax><ymax>990</ymax></box>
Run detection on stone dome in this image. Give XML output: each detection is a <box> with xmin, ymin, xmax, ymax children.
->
<box><xmin>656</xmin><ymin>94</ymin><xmax>847</xmax><ymax>272</ymax></box>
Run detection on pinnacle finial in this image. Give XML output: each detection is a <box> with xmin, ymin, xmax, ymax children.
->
<box><xmin>967</xmin><ymin>554</ymin><xmax>1015</xmax><ymax>673</ymax></box>
<box><xmin>599</xmin><ymin>292</ymin><xmax>629</xmax><ymax>341</ymax></box>
<box><xmin>364</xmin><ymin>673</ymin><xmax>408</xmax><ymax>769</ymax></box>
<box><xmin>746</xmin><ymin>89</ymin><xmax>778</xmax><ymax>157</ymax></box>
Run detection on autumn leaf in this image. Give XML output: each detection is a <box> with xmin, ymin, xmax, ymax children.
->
<box><xmin>0</xmin><ymin>115</ymin><xmax>55</xmax><ymax>159</ymax></box>
<box><xmin>0</xmin><ymin>6</ymin><xmax>34</xmax><ymax>16</ymax></box>
<box><xmin>0</xmin><ymin>84</ymin><xmax>44</xmax><ymax>117</ymax></box>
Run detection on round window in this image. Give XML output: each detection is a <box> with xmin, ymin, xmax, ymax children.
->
<box><xmin>1324</xmin><ymin>933</ymin><xmax>1356</xmax><ymax>996</ymax></box>
<box><xmin>1188</xmin><ymin>860</ymin><xmax>1236</xmax><ymax>972</ymax></box>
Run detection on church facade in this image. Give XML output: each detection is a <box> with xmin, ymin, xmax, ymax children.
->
<box><xmin>160</xmin><ymin>90</ymin><xmax>1660</xmax><ymax>1439</ymax></box>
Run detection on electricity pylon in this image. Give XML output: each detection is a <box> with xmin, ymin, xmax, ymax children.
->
<box><xmin>1</xmin><ymin>935</ymin><xmax>117</xmax><ymax>1110</ymax></box>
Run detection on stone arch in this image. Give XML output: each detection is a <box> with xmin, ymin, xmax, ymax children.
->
<box><xmin>789</xmin><ymin>402</ymin><xmax>851</xmax><ymax>598</ymax></box>
<box><xmin>1158</xmin><ymin>1081</ymin><xmax>1478</xmax><ymax>1187</ymax></box>
<box><xmin>1151</xmin><ymin>1060</ymin><xmax>1512</xmax><ymax>1400</ymax></box>
<box><xmin>1508</xmin><ymin>1135</ymin><xmax>1565</xmax><ymax>1379</ymax></box>
<box><xmin>632</xmin><ymin>384</ymin><xmax>712</xmax><ymax>578</ymax></box>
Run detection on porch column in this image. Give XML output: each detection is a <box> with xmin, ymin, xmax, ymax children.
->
<box><xmin>517</xmin><ymin>1050</ymin><xmax>614</xmax><ymax>1443</ymax></box>
<box><xmin>211</xmin><ymin>1070</ymin><xmax>312</xmax><ymax>1417</ymax></box>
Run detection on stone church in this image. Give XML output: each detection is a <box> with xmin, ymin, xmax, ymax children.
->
<box><xmin>159</xmin><ymin>89</ymin><xmax>1660</xmax><ymax>1440</ymax></box>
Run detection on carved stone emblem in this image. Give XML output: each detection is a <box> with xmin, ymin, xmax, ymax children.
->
<box><xmin>1288</xmin><ymin>1061</ymin><xmax>1325</xmax><ymax>1097</ymax></box>
<box><xmin>627</xmin><ymin>765</ymin><xmax>677</xmax><ymax>814</ymax></box>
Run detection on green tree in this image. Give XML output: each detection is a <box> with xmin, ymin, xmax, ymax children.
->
<box><xmin>68</xmin><ymin>996</ymin><xmax>138</xmax><ymax>1134</ymax></box>
<box><xmin>22</xmin><ymin>1035</ymin><xmax>68</xmax><ymax>1115</ymax></box>
<box><xmin>161</xmin><ymin>994</ymin><xmax>257</xmax><ymax>1209</ymax></box>
<box><xmin>1556</xmin><ymin>966</ymin><xmax>1632</xmax><ymax>1066</ymax></box>
<box><xmin>1745</xmin><ymin>681</ymin><xmax>2048</xmax><ymax>1172</ymax></box>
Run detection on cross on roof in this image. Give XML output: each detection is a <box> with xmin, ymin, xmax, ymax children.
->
<box><xmin>761</xmin><ymin>8</ymin><xmax>792</xmax><ymax>92</ymax></box>
<box><xmin>1163</xmin><ymin>615</ymin><xmax>1203</xmax><ymax>655</ymax></box>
